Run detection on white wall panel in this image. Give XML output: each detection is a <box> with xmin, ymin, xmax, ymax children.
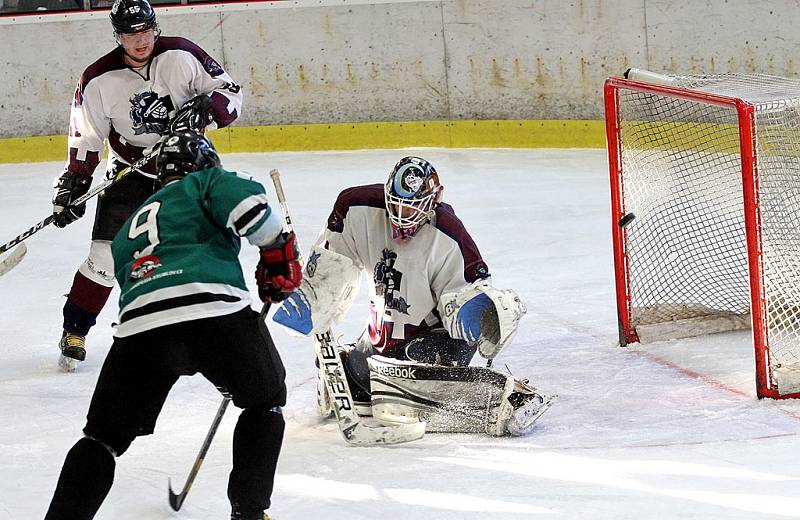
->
<box><xmin>1</xmin><ymin>0</ymin><xmax>799</xmax><ymax>137</ymax></box>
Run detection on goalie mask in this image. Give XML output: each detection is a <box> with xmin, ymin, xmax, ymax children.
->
<box><xmin>156</xmin><ymin>131</ymin><xmax>221</xmax><ymax>185</ymax></box>
<box><xmin>110</xmin><ymin>0</ymin><xmax>157</xmax><ymax>34</ymax></box>
<box><xmin>384</xmin><ymin>156</ymin><xmax>443</xmax><ymax>241</ymax></box>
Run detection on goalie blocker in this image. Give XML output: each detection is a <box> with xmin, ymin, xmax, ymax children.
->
<box><xmin>273</xmin><ymin>246</ymin><xmax>361</xmax><ymax>336</ymax></box>
<box><xmin>367</xmin><ymin>355</ymin><xmax>555</xmax><ymax>436</ymax></box>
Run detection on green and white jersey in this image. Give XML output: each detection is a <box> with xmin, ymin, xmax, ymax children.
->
<box><xmin>111</xmin><ymin>166</ymin><xmax>283</xmax><ymax>337</ymax></box>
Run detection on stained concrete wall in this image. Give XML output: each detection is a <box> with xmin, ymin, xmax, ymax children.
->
<box><xmin>2</xmin><ymin>0</ymin><xmax>799</xmax><ymax>138</ymax></box>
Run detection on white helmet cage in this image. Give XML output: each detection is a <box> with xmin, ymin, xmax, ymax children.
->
<box><xmin>384</xmin><ymin>156</ymin><xmax>443</xmax><ymax>239</ymax></box>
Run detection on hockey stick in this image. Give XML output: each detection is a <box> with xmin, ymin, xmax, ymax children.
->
<box><xmin>268</xmin><ymin>168</ymin><xmax>426</xmax><ymax>446</ymax></box>
<box><xmin>0</xmin><ymin>242</ymin><xmax>27</xmax><ymax>277</ymax></box>
<box><xmin>0</xmin><ymin>145</ymin><xmax>161</xmax><ymax>277</ymax></box>
<box><xmin>168</xmin><ymin>170</ymin><xmax>283</xmax><ymax>511</ymax></box>
<box><xmin>168</xmin><ymin>394</ymin><xmax>231</xmax><ymax>511</ymax></box>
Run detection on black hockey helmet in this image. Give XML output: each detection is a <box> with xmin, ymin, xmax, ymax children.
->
<box><xmin>156</xmin><ymin>131</ymin><xmax>221</xmax><ymax>185</ymax></box>
<box><xmin>110</xmin><ymin>0</ymin><xmax>157</xmax><ymax>34</ymax></box>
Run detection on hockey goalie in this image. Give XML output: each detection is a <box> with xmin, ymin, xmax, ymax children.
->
<box><xmin>273</xmin><ymin>156</ymin><xmax>554</xmax><ymax>436</ymax></box>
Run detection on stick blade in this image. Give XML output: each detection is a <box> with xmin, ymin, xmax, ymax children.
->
<box><xmin>340</xmin><ymin>419</ymin><xmax>426</xmax><ymax>447</ymax></box>
<box><xmin>168</xmin><ymin>478</ymin><xmax>186</xmax><ymax>511</ymax></box>
<box><xmin>0</xmin><ymin>243</ymin><xmax>27</xmax><ymax>277</ymax></box>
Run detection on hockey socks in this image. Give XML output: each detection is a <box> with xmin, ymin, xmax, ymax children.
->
<box><xmin>44</xmin><ymin>437</ymin><xmax>115</xmax><ymax>520</ymax></box>
<box><xmin>228</xmin><ymin>406</ymin><xmax>285</xmax><ymax>514</ymax></box>
<box><xmin>63</xmin><ymin>271</ymin><xmax>113</xmax><ymax>335</ymax></box>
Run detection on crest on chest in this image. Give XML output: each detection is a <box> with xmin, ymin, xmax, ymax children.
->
<box><xmin>129</xmin><ymin>91</ymin><xmax>174</xmax><ymax>135</ymax></box>
<box><xmin>374</xmin><ymin>248</ymin><xmax>411</xmax><ymax>315</ymax></box>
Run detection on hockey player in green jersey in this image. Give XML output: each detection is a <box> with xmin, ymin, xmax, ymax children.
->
<box><xmin>44</xmin><ymin>131</ymin><xmax>301</xmax><ymax>520</ymax></box>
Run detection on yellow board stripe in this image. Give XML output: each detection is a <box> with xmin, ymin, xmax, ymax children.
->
<box><xmin>0</xmin><ymin>120</ymin><xmax>606</xmax><ymax>164</ymax></box>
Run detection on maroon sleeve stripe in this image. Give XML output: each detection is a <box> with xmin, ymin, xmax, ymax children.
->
<box><xmin>432</xmin><ymin>203</ymin><xmax>490</xmax><ymax>282</ymax></box>
<box><xmin>67</xmin><ymin>149</ymin><xmax>101</xmax><ymax>176</ymax></box>
<box><xmin>156</xmin><ymin>36</ymin><xmax>227</xmax><ymax>78</ymax></box>
<box><xmin>327</xmin><ymin>184</ymin><xmax>384</xmax><ymax>233</ymax></box>
<box><xmin>210</xmin><ymin>91</ymin><xmax>237</xmax><ymax>128</ymax></box>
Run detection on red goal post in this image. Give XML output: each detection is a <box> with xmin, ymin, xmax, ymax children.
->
<box><xmin>604</xmin><ymin>69</ymin><xmax>800</xmax><ymax>399</ymax></box>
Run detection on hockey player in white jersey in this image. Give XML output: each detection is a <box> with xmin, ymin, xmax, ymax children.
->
<box><xmin>274</xmin><ymin>156</ymin><xmax>554</xmax><ymax>436</ymax></box>
<box><xmin>51</xmin><ymin>0</ymin><xmax>243</xmax><ymax>371</ymax></box>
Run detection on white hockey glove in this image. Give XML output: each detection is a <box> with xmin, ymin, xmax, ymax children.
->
<box><xmin>441</xmin><ymin>283</ymin><xmax>527</xmax><ymax>359</ymax></box>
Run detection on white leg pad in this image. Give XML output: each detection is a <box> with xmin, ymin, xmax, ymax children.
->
<box><xmin>367</xmin><ymin>355</ymin><xmax>552</xmax><ymax>436</ymax></box>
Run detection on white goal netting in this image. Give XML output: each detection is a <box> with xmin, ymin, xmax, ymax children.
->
<box><xmin>609</xmin><ymin>72</ymin><xmax>800</xmax><ymax>397</ymax></box>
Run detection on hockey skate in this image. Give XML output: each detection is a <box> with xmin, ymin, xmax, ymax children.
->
<box><xmin>503</xmin><ymin>379</ymin><xmax>556</xmax><ymax>436</ymax></box>
<box><xmin>58</xmin><ymin>331</ymin><xmax>86</xmax><ymax>372</ymax></box>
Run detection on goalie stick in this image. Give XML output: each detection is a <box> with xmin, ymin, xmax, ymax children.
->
<box><xmin>0</xmin><ymin>145</ymin><xmax>161</xmax><ymax>277</ymax></box>
<box><xmin>268</xmin><ymin>168</ymin><xmax>425</xmax><ymax>446</ymax></box>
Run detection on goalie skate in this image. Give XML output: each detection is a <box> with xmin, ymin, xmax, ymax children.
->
<box><xmin>505</xmin><ymin>388</ymin><xmax>556</xmax><ymax>436</ymax></box>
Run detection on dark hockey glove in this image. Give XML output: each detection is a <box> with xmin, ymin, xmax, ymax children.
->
<box><xmin>169</xmin><ymin>94</ymin><xmax>215</xmax><ymax>133</ymax></box>
<box><xmin>255</xmin><ymin>232</ymin><xmax>303</xmax><ymax>303</ymax></box>
<box><xmin>52</xmin><ymin>169</ymin><xmax>92</xmax><ymax>228</ymax></box>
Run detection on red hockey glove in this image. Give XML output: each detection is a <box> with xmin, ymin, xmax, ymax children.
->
<box><xmin>255</xmin><ymin>232</ymin><xmax>302</xmax><ymax>303</ymax></box>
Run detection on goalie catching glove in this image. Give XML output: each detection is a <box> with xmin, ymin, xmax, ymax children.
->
<box><xmin>169</xmin><ymin>94</ymin><xmax>215</xmax><ymax>134</ymax></box>
<box><xmin>52</xmin><ymin>169</ymin><xmax>92</xmax><ymax>228</ymax></box>
<box><xmin>255</xmin><ymin>231</ymin><xmax>302</xmax><ymax>303</ymax></box>
<box><xmin>441</xmin><ymin>282</ymin><xmax>527</xmax><ymax>359</ymax></box>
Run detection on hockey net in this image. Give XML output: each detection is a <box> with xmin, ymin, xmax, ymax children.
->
<box><xmin>605</xmin><ymin>71</ymin><xmax>800</xmax><ymax>399</ymax></box>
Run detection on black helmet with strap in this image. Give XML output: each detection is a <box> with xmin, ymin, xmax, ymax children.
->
<box><xmin>110</xmin><ymin>0</ymin><xmax>157</xmax><ymax>34</ymax></box>
<box><xmin>156</xmin><ymin>131</ymin><xmax>221</xmax><ymax>185</ymax></box>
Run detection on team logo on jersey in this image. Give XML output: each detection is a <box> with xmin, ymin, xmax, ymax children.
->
<box><xmin>374</xmin><ymin>249</ymin><xmax>410</xmax><ymax>315</ymax></box>
<box><xmin>130</xmin><ymin>255</ymin><xmax>162</xmax><ymax>280</ymax></box>
<box><xmin>129</xmin><ymin>91</ymin><xmax>174</xmax><ymax>136</ymax></box>
<box><xmin>203</xmin><ymin>56</ymin><xmax>224</xmax><ymax>77</ymax></box>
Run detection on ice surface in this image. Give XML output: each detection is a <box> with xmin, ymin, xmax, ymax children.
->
<box><xmin>1</xmin><ymin>149</ymin><xmax>800</xmax><ymax>519</ymax></box>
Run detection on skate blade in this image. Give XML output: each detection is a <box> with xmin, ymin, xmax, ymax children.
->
<box><xmin>58</xmin><ymin>354</ymin><xmax>79</xmax><ymax>372</ymax></box>
<box><xmin>507</xmin><ymin>394</ymin><xmax>557</xmax><ymax>436</ymax></box>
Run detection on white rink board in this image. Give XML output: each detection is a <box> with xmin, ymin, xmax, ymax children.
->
<box><xmin>5</xmin><ymin>1</ymin><xmax>800</xmax><ymax>136</ymax></box>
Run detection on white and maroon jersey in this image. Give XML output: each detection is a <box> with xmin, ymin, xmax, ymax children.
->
<box><xmin>321</xmin><ymin>184</ymin><xmax>490</xmax><ymax>356</ymax></box>
<box><xmin>67</xmin><ymin>36</ymin><xmax>242</xmax><ymax>177</ymax></box>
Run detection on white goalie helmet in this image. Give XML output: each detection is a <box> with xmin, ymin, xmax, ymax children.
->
<box><xmin>384</xmin><ymin>156</ymin><xmax>443</xmax><ymax>241</ymax></box>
